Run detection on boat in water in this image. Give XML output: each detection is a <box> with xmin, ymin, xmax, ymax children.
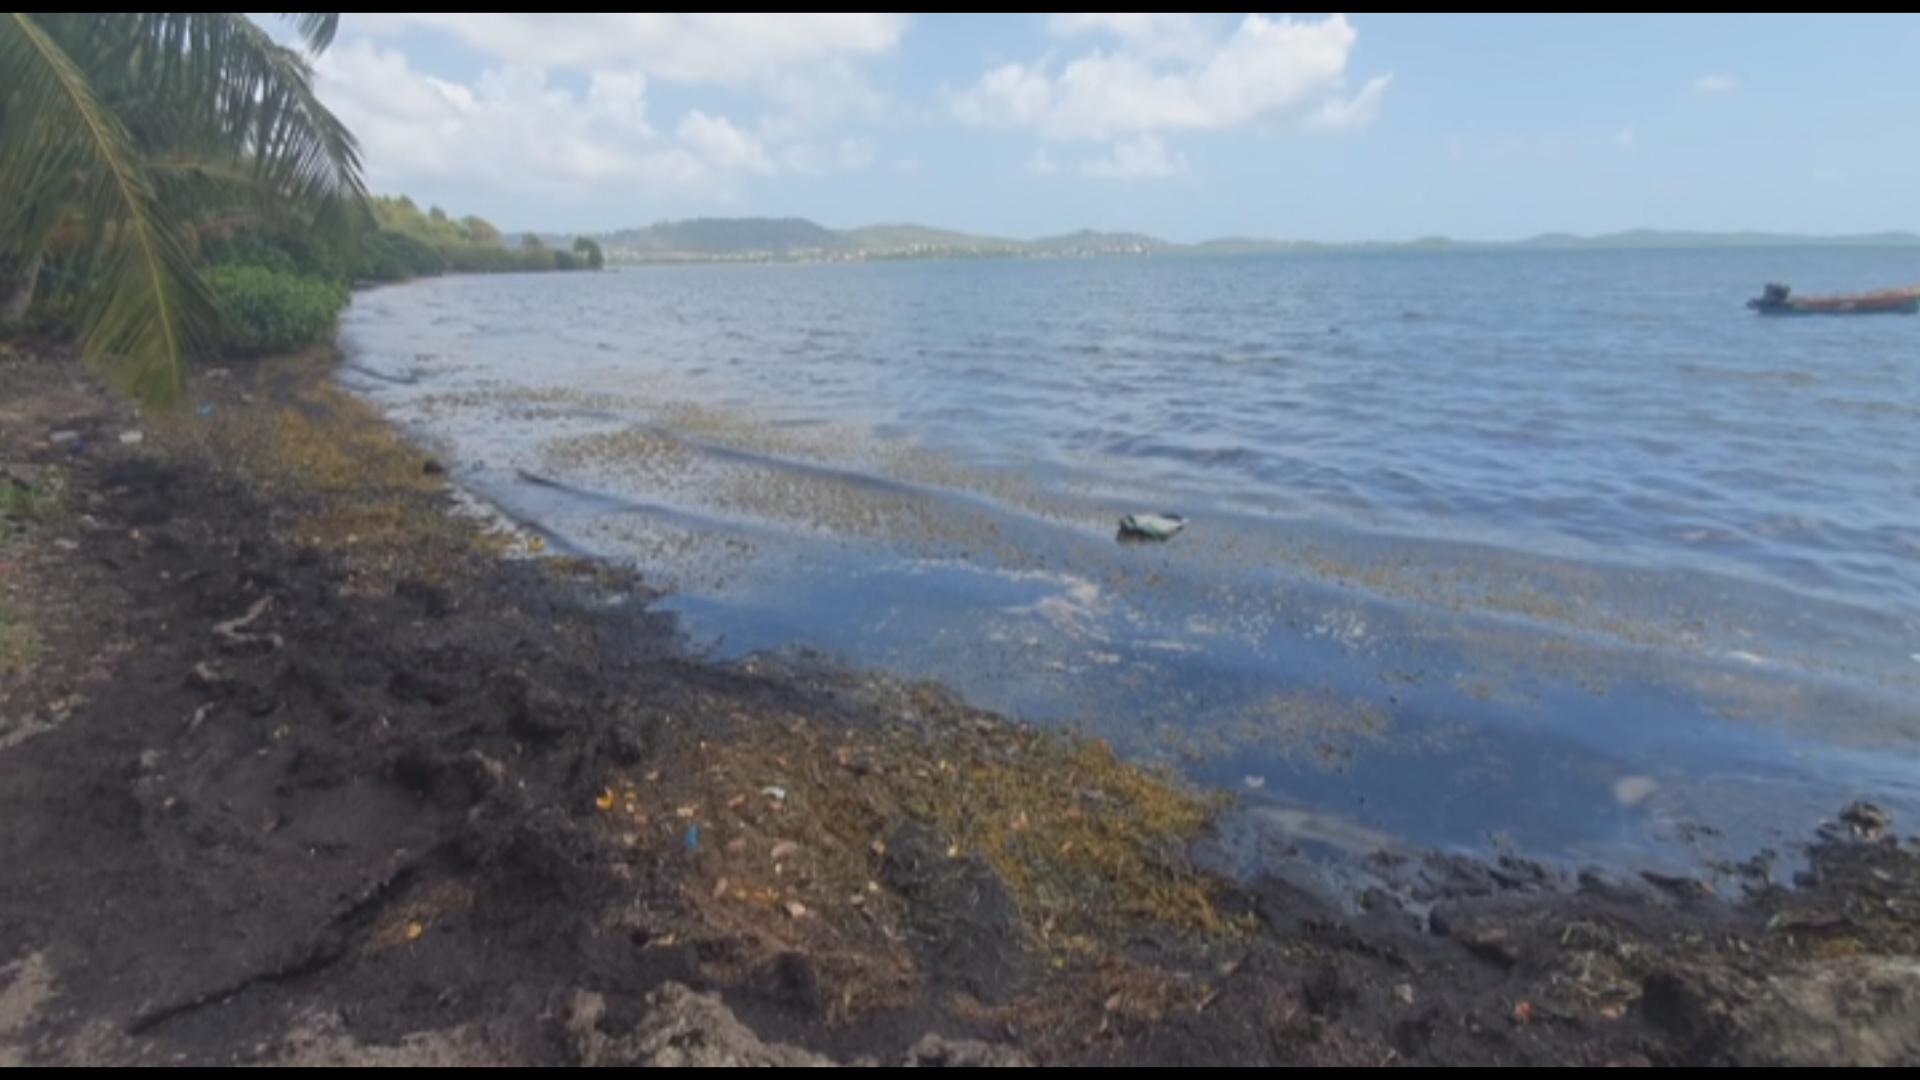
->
<box><xmin>1747</xmin><ymin>281</ymin><xmax>1920</xmax><ymax>316</ymax></box>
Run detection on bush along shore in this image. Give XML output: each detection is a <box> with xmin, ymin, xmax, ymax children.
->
<box><xmin>1</xmin><ymin>344</ymin><xmax>1918</xmax><ymax>1067</ymax></box>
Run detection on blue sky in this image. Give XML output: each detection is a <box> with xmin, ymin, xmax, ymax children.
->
<box><xmin>289</xmin><ymin>13</ymin><xmax>1920</xmax><ymax>242</ymax></box>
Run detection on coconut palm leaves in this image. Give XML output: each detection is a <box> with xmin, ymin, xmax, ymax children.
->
<box><xmin>0</xmin><ymin>13</ymin><xmax>364</xmax><ymax>404</ymax></box>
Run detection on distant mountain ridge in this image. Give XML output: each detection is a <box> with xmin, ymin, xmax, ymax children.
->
<box><xmin>563</xmin><ymin>217</ymin><xmax>1920</xmax><ymax>264</ymax></box>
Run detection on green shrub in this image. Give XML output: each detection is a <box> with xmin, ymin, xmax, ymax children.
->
<box><xmin>439</xmin><ymin>242</ymin><xmax>563</xmax><ymax>274</ymax></box>
<box><xmin>206</xmin><ymin>265</ymin><xmax>350</xmax><ymax>355</ymax></box>
<box><xmin>202</xmin><ymin>234</ymin><xmax>300</xmax><ymax>276</ymax></box>
<box><xmin>355</xmin><ymin>229</ymin><xmax>448</xmax><ymax>283</ymax></box>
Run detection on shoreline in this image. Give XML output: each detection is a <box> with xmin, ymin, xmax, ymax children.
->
<box><xmin>339</xmin><ymin>262</ymin><xmax>1920</xmax><ymax>874</ymax></box>
<box><xmin>2</xmin><ymin>344</ymin><xmax>1918</xmax><ymax>1065</ymax></box>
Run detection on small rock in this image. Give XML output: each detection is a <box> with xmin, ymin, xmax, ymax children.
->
<box><xmin>1644</xmin><ymin>957</ymin><xmax>1920</xmax><ymax>1066</ymax></box>
<box><xmin>48</xmin><ymin>431</ymin><xmax>79</xmax><ymax>445</ymax></box>
<box><xmin>1393</xmin><ymin>983</ymin><xmax>1416</xmax><ymax>1006</ymax></box>
<box><xmin>118</xmin><ymin>431</ymin><xmax>144</xmax><ymax>445</ymax></box>
<box><xmin>901</xmin><ymin>1034</ymin><xmax>1032</xmax><ymax>1067</ymax></box>
<box><xmin>1640</xmin><ymin>871</ymin><xmax>1711</xmax><ymax>899</ymax></box>
<box><xmin>491</xmin><ymin>670</ymin><xmax>577</xmax><ymax>741</ymax></box>
<box><xmin>1459</xmin><ymin>928</ymin><xmax>1520</xmax><ymax>968</ymax></box>
<box><xmin>422</xmin><ymin>458</ymin><xmax>446</xmax><ymax>477</ymax></box>
<box><xmin>566</xmin><ymin>984</ymin><xmax>1029</xmax><ymax>1069</ymax></box>
<box><xmin>1839</xmin><ymin>801</ymin><xmax>1893</xmax><ymax>843</ymax></box>
<box><xmin>570</xmin><ymin>983</ymin><xmax>836</xmax><ymax>1068</ymax></box>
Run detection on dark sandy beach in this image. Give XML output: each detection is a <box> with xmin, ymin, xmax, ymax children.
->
<box><xmin>2</xmin><ymin>343</ymin><xmax>1916</xmax><ymax>1066</ymax></box>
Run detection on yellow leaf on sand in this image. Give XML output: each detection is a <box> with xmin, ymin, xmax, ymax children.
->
<box><xmin>405</xmin><ymin>921</ymin><xmax>424</xmax><ymax>941</ymax></box>
<box><xmin>594</xmin><ymin>790</ymin><xmax>616</xmax><ymax>811</ymax></box>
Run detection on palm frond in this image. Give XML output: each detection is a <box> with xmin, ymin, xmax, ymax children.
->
<box><xmin>0</xmin><ymin>12</ymin><xmax>221</xmax><ymax>404</ymax></box>
<box><xmin>278</xmin><ymin>13</ymin><xmax>339</xmax><ymax>54</ymax></box>
<box><xmin>51</xmin><ymin>14</ymin><xmax>368</xmax><ymax>269</ymax></box>
<box><xmin>230</xmin><ymin>17</ymin><xmax>366</xmax><ymax>208</ymax></box>
<box><xmin>72</xmin><ymin>15</ymin><xmax>365</xmax><ymax>208</ymax></box>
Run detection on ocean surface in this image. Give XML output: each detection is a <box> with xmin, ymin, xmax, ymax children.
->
<box><xmin>338</xmin><ymin>247</ymin><xmax>1920</xmax><ymax>875</ymax></box>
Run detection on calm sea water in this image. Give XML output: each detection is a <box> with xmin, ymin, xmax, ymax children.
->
<box><xmin>339</xmin><ymin>248</ymin><xmax>1920</xmax><ymax>873</ymax></box>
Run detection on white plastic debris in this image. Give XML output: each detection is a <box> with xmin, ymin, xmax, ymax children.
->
<box><xmin>1118</xmin><ymin>512</ymin><xmax>1185</xmax><ymax>541</ymax></box>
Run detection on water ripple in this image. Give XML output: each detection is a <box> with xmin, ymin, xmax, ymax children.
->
<box><xmin>339</xmin><ymin>248</ymin><xmax>1920</xmax><ymax>868</ymax></box>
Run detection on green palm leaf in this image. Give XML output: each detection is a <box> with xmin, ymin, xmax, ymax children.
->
<box><xmin>0</xmin><ymin>12</ymin><xmax>218</xmax><ymax>404</ymax></box>
<box><xmin>1</xmin><ymin>13</ymin><xmax>363</xmax><ymax>406</ymax></box>
<box><xmin>279</xmin><ymin>12</ymin><xmax>338</xmax><ymax>54</ymax></box>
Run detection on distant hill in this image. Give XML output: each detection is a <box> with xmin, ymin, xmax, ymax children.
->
<box><xmin>599</xmin><ymin>217</ymin><xmax>845</xmax><ymax>259</ymax></box>
<box><xmin>573</xmin><ymin>217</ymin><xmax>1920</xmax><ymax>265</ymax></box>
<box><xmin>841</xmin><ymin>223</ymin><xmax>1022</xmax><ymax>253</ymax></box>
<box><xmin>1509</xmin><ymin>228</ymin><xmax>1920</xmax><ymax>250</ymax></box>
<box><xmin>1028</xmin><ymin>229</ymin><xmax>1174</xmax><ymax>256</ymax></box>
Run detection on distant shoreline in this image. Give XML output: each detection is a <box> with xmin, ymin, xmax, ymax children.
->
<box><xmin>540</xmin><ymin>217</ymin><xmax>1920</xmax><ymax>267</ymax></box>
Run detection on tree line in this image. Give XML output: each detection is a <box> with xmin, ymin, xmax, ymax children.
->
<box><xmin>1</xmin><ymin>13</ymin><xmax>603</xmax><ymax>405</ymax></box>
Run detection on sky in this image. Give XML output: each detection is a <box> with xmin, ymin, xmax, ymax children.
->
<box><xmin>280</xmin><ymin>13</ymin><xmax>1920</xmax><ymax>243</ymax></box>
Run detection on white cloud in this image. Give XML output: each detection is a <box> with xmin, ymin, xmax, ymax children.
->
<box><xmin>1049</xmin><ymin>12</ymin><xmax>1190</xmax><ymax>38</ymax></box>
<box><xmin>1027</xmin><ymin>147</ymin><xmax>1058</xmax><ymax>175</ymax></box>
<box><xmin>315</xmin><ymin>10</ymin><xmax>906</xmax><ymax>205</ymax></box>
<box><xmin>953</xmin><ymin>13</ymin><xmax>1386</xmax><ymax>141</ymax></box>
<box><xmin>586</xmin><ymin>71</ymin><xmax>654</xmax><ymax>137</ymax></box>
<box><xmin>343</xmin><ymin>13</ymin><xmax>907</xmax><ymax>83</ymax></box>
<box><xmin>954</xmin><ymin>65</ymin><xmax>1054</xmax><ymax>130</ymax></box>
<box><xmin>1083</xmin><ymin>135</ymin><xmax>1187</xmax><ymax>180</ymax></box>
<box><xmin>1308</xmin><ymin>74</ymin><xmax>1392</xmax><ymax>130</ymax></box>
<box><xmin>1693</xmin><ymin>74</ymin><xmax>1737</xmax><ymax>94</ymax></box>
<box><xmin>757</xmin><ymin>59</ymin><xmax>898</xmax><ymax>143</ymax></box>
<box><xmin>315</xmin><ymin>40</ymin><xmax>788</xmax><ymax>193</ymax></box>
<box><xmin>678</xmin><ymin>111</ymin><xmax>774</xmax><ymax>174</ymax></box>
<box><xmin>1047</xmin><ymin>13</ymin><xmax>1214</xmax><ymax>60</ymax></box>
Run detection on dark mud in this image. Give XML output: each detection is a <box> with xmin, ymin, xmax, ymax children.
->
<box><xmin>1</xmin><ymin>345</ymin><xmax>1917</xmax><ymax>1066</ymax></box>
